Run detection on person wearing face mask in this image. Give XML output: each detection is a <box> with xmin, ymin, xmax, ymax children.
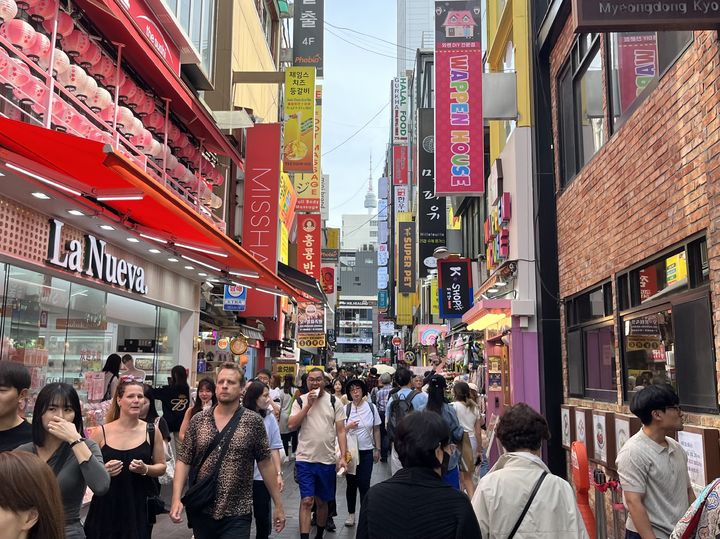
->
<box><xmin>471</xmin><ymin>403</ymin><xmax>589</xmax><ymax>538</ymax></box>
<box><xmin>356</xmin><ymin>411</ymin><xmax>480</xmax><ymax>538</ymax></box>
<box><xmin>15</xmin><ymin>383</ymin><xmax>110</xmax><ymax>539</ymax></box>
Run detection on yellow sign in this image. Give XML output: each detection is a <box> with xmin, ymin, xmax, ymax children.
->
<box><xmin>295</xmin><ymin>86</ymin><xmax>322</xmax><ymax>211</ymax></box>
<box><xmin>666</xmin><ymin>252</ymin><xmax>687</xmax><ymax>286</ymax></box>
<box><xmin>431</xmin><ymin>277</ymin><xmax>439</xmax><ymax>315</ymax></box>
<box><xmin>273</xmin><ymin>361</ymin><xmax>297</xmax><ymax>377</ymax></box>
<box><xmin>326</xmin><ymin>228</ymin><xmax>340</xmax><ymax>250</ymax></box>
<box><xmin>298</xmin><ymin>334</ymin><xmax>326</xmax><ymax>348</ymax></box>
<box><xmin>279</xmin><ymin>223</ymin><xmax>289</xmax><ymax>264</ymax></box>
<box><xmin>284</xmin><ymin>67</ymin><xmax>315</xmax><ymax>172</ymax></box>
<box><xmin>279</xmin><ymin>172</ymin><xmax>297</xmax><ymax>229</ymax></box>
<box><xmin>396</xmin><ymin>292</ymin><xmax>416</xmax><ymax>326</ymax></box>
<box><xmin>447</xmin><ymin>206</ymin><xmax>461</xmax><ymax>230</ymax></box>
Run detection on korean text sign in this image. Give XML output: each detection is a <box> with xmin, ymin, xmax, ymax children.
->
<box><xmin>293</xmin><ymin>0</ymin><xmax>324</xmax><ymax>76</ymax></box>
<box><xmin>298</xmin><ymin>213</ymin><xmax>321</xmax><ymax>281</ymax></box>
<box><xmin>284</xmin><ymin>67</ymin><xmax>315</xmax><ymax>173</ymax></box>
<box><xmin>295</xmin><ymin>86</ymin><xmax>323</xmax><ymax>211</ymax></box>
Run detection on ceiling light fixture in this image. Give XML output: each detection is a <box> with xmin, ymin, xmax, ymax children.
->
<box><xmin>139</xmin><ymin>233</ymin><xmax>168</xmax><ymax>244</ymax></box>
<box><xmin>99</xmin><ymin>225</ymin><xmax>115</xmax><ymax>231</ymax></box>
<box><xmin>6</xmin><ymin>163</ymin><xmax>83</xmax><ymax>197</ymax></box>
<box><xmin>175</xmin><ymin>242</ymin><xmax>228</xmax><ymax>258</ymax></box>
<box><xmin>487</xmin><ymin>287</ymin><xmax>499</xmax><ymax>293</ymax></box>
<box><xmin>198</xmin><ymin>272</ymin><xmax>208</xmax><ymax>277</ymax></box>
<box><xmin>126</xmin><ymin>237</ymin><xmax>140</xmax><ymax>243</ymax></box>
<box><xmin>148</xmin><ymin>249</ymin><xmax>161</xmax><ymax>254</ymax></box>
<box><xmin>494</xmin><ymin>280</ymin><xmax>507</xmax><ymax>287</ymax></box>
<box><xmin>184</xmin><ymin>265</ymin><xmax>194</xmax><ymax>270</ymax></box>
<box><xmin>167</xmin><ymin>258</ymin><xmax>178</xmax><ymax>262</ymax></box>
<box><xmin>96</xmin><ymin>195</ymin><xmax>144</xmax><ymax>201</ymax></box>
<box><xmin>254</xmin><ymin>285</ymin><xmax>288</xmax><ymax>298</ymax></box>
<box><xmin>232</xmin><ymin>281</ymin><xmax>254</xmax><ymax>290</ymax></box>
<box><xmin>31</xmin><ymin>192</ymin><xmax>50</xmax><ymax>199</ymax></box>
<box><xmin>229</xmin><ymin>270</ymin><xmax>261</xmax><ymax>279</ymax></box>
<box><xmin>67</xmin><ymin>209</ymin><xmax>84</xmax><ymax>216</ymax></box>
<box><xmin>181</xmin><ymin>255</ymin><xmax>222</xmax><ymax>272</ymax></box>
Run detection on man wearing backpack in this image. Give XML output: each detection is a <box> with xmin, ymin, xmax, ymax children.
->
<box><xmin>385</xmin><ymin>367</ymin><xmax>428</xmax><ymax>475</ymax></box>
<box><xmin>289</xmin><ymin>368</ymin><xmax>348</xmax><ymax>539</ymax></box>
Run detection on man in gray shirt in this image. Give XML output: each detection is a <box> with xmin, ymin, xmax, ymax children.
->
<box><xmin>616</xmin><ymin>384</ymin><xmax>695</xmax><ymax>539</ymax></box>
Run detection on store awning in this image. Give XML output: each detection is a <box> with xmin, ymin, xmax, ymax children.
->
<box><xmin>75</xmin><ymin>0</ymin><xmax>243</xmax><ymax>163</ymax></box>
<box><xmin>278</xmin><ymin>262</ymin><xmax>327</xmax><ymax>303</ymax></box>
<box><xmin>462</xmin><ymin>299</ymin><xmax>511</xmax><ymax>331</ymax></box>
<box><xmin>0</xmin><ymin>117</ymin><xmax>293</xmax><ymax>296</ymax></box>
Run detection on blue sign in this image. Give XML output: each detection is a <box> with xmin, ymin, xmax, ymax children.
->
<box><xmin>223</xmin><ymin>285</ymin><xmax>247</xmax><ymax>312</ymax></box>
<box><xmin>378</xmin><ymin>290</ymin><xmax>389</xmax><ymax>309</ymax></box>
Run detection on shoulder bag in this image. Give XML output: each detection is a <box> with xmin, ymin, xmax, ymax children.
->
<box><xmin>181</xmin><ymin>407</ymin><xmax>245</xmax><ymax>515</ymax></box>
<box><xmin>507</xmin><ymin>471</ymin><xmax>548</xmax><ymax>539</ymax></box>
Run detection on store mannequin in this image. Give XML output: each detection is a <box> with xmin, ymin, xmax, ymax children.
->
<box><xmin>120</xmin><ymin>354</ymin><xmax>146</xmax><ymax>382</ymax></box>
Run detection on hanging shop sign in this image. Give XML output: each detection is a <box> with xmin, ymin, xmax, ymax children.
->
<box><xmin>416</xmin><ymin>324</ymin><xmax>447</xmax><ymax>346</ymax></box>
<box><xmin>119</xmin><ymin>0</ymin><xmax>181</xmax><ymax>73</ymax></box>
<box><xmin>223</xmin><ymin>285</ymin><xmax>247</xmax><ymax>312</ymax></box>
<box><xmin>378</xmin><ymin>243</ymin><xmax>389</xmax><ymax>267</ymax></box>
<box><xmin>392</xmin><ymin>77</ymin><xmax>409</xmax><ymax>144</ymax></box>
<box><xmin>437</xmin><ymin>258</ymin><xmax>473</xmax><ymax>318</ymax></box>
<box><xmin>326</xmin><ymin>228</ymin><xmax>340</xmax><ymax>249</ymax></box>
<box><xmin>339</xmin><ymin>298</ymin><xmax>375</xmax><ymax>307</ymax></box>
<box><xmin>378</xmin><ymin>176</ymin><xmax>390</xmax><ymax>199</ymax></box>
<box><xmin>398</xmin><ymin>220</ymin><xmax>417</xmax><ymax>294</ymax></box>
<box><xmin>378</xmin><ymin>199</ymin><xmax>389</xmax><ymax>221</ymax></box>
<box><xmin>279</xmin><ymin>172</ymin><xmax>297</xmax><ymax>229</ymax></box>
<box><xmin>293</xmin><ymin>0</ymin><xmax>324</xmax><ymax>76</ymax></box>
<box><xmin>572</xmin><ymin>0</ymin><xmax>720</xmax><ymax>32</ymax></box>
<box><xmin>378</xmin><ymin>290</ymin><xmax>389</xmax><ymax>310</ymax></box>
<box><xmin>242</xmin><ymin>123</ymin><xmax>282</xmax><ymax>317</ymax></box>
<box><xmin>47</xmin><ymin>220</ymin><xmax>148</xmax><ymax>294</ymax></box>
<box><xmin>295</xmin><ymin>87</ymin><xmax>323</xmax><ymax>211</ymax></box>
<box><xmin>321</xmin><ymin>266</ymin><xmax>335</xmax><ymax>294</ymax></box>
<box><xmin>434</xmin><ymin>1</ymin><xmax>484</xmax><ymax>196</ymax></box>
<box><xmin>298</xmin><ymin>213</ymin><xmax>321</xmax><ymax>281</ymax></box>
<box><xmin>431</xmin><ymin>276</ymin><xmax>440</xmax><ymax>315</ymax></box>
<box><xmin>393</xmin><ymin>145</ymin><xmax>409</xmax><ymax>186</ymax></box>
<box><xmin>284</xmin><ymin>67</ymin><xmax>315</xmax><ymax>173</ymax></box>
<box><xmin>394</xmin><ymin>185</ymin><xmax>410</xmax><ymax>213</ymax></box>
<box><xmin>321</xmin><ymin>249</ymin><xmax>339</xmax><ymax>263</ymax></box>
<box><xmin>377</xmin><ymin>266</ymin><xmax>389</xmax><ymax>289</ymax></box>
<box><xmin>418</xmin><ymin>108</ymin><xmax>447</xmax><ymax>279</ymax></box>
<box><xmin>485</xmin><ymin>192</ymin><xmax>511</xmax><ymax>271</ymax></box>
<box><xmin>298</xmin><ymin>301</ymin><xmax>326</xmax><ymax>348</ymax></box>
<box><xmin>379</xmin><ymin>320</ymin><xmax>395</xmax><ymax>335</ymax></box>
<box><xmin>378</xmin><ymin>222</ymin><xmax>388</xmax><ymax>244</ymax></box>
<box><xmin>321</xmin><ymin>173</ymin><xmax>330</xmax><ymax>221</ymax></box>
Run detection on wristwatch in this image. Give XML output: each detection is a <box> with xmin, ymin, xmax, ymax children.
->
<box><xmin>69</xmin><ymin>438</ymin><xmax>85</xmax><ymax>448</ymax></box>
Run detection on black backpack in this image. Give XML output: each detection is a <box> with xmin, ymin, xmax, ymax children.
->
<box><xmin>345</xmin><ymin>401</ymin><xmax>377</xmax><ymax>424</ymax></box>
<box><xmin>386</xmin><ymin>390</ymin><xmax>419</xmax><ymax>443</ymax></box>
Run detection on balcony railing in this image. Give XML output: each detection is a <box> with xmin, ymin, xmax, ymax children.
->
<box><xmin>0</xmin><ymin>1</ymin><xmax>227</xmax><ymax>231</ymax></box>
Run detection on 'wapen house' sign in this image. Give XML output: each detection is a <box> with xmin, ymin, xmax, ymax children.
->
<box><xmin>573</xmin><ymin>0</ymin><xmax>720</xmax><ymax>31</ymax></box>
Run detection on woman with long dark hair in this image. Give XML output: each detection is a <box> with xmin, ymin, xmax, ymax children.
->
<box><xmin>425</xmin><ymin>375</ymin><xmax>464</xmax><ymax>490</ymax></box>
<box><xmin>243</xmin><ymin>381</ymin><xmax>284</xmax><ymax>539</ymax></box>
<box><xmin>279</xmin><ymin>374</ymin><xmax>298</xmax><ymax>458</ymax></box>
<box><xmin>153</xmin><ymin>365</ymin><xmax>190</xmax><ymax>451</ymax></box>
<box><xmin>101</xmin><ymin>354</ymin><xmax>122</xmax><ymax>403</ymax></box>
<box><xmin>16</xmin><ymin>383</ymin><xmax>110</xmax><ymax>538</ymax></box>
<box><xmin>451</xmin><ymin>381</ymin><xmax>483</xmax><ymax>497</ymax></box>
<box><xmin>177</xmin><ymin>378</ymin><xmax>216</xmax><ymax>443</ymax></box>
<box><xmin>84</xmin><ymin>380</ymin><xmax>166</xmax><ymax>539</ymax></box>
<box><xmin>0</xmin><ymin>451</ymin><xmax>66</xmax><ymax>539</ymax></box>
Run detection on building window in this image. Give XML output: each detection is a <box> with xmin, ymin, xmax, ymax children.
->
<box><xmin>566</xmin><ymin>282</ymin><xmax>617</xmax><ymax>401</ymax></box>
<box><xmin>617</xmin><ymin>237</ymin><xmax>716</xmax><ymax>411</ymax></box>
<box><xmin>608</xmin><ymin>31</ymin><xmax>692</xmax><ymax>129</ymax></box>
<box><xmin>164</xmin><ymin>0</ymin><xmax>216</xmax><ymax>77</ymax></box>
<box><xmin>255</xmin><ymin>0</ymin><xmax>277</xmax><ymax>55</ymax></box>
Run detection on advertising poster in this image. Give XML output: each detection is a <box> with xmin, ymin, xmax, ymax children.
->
<box><xmin>392</xmin><ymin>77</ymin><xmax>409</xmax><ymax>144</ymax></box>
<box><xmin>437</xmin><ymin>258</ymin><xmax>473</xmax><ymax>318</ymax></box>
<box><xmin>398</xmin><ymin>220</ymin><xmax>416</xmax><ymax>294</ymax></box>
<box><xmin>298</xmin><ymin>213</ymin><xmax>321</xmax><ymax>281</ymax></box>
<box><xmin>434</xmin><ymin>1</ymin><xmax>484</xmax><ymax>196</ymax></box>
<box><xmin>283</xmin><ymin>67</ymin><xmax>315</xmax><ymax>172</ymax></box>
<box><xmin>242</xmin><ymin>123</ymin><xmax>281</xmax><ymax>317</ymax></box>
<box><xmin>617</xmin><ymin>32</ymin><xmax>657</xmax><ymax>114</ymax></box>
<box><xmin>297</xmin><ymin>301</ymin><xmax>326</xmax><ymax>348</ymax></box>
<box><xmin>678</xmin><ymin>431</ymin><xmax>706</xmax><ymax>490</ymax></box>
<box><xmin>293</xmin><ymin>0</ymin><xmax>324</xmax><ymax>77</ymax></box>
<box><xmin>295</xmin><ymin>86</ymin><xmax>323</xmax><ymax>211</ymax></box>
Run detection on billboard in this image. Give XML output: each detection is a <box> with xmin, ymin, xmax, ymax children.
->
<box><xmin>295</xmin><ymin>86</ymin><xmax>323</xmax><ymax>211</ymax></box>
<box><xmin>293</xmin><ymin>0</ymin><xmax>324</xmax><ymax>76</ymax></box>
<box><xmin>298</xmin><ymin>213</ymin><xmax>321</xmax><ymax>281</ymax></box>
<box><xmin>242</xmin><ymin>123</ymin><xmax>281</xmax><ymax>317</ymax></box>
<box><xmin>418</xmin><ymin>108</ymin><xmax>447</xmax><ymax>279</ymax></box>
<box><xmin>392</xmin><ymin>77</ymin><xmax>409</xmax><ymax>144</ymax></box>
<box><xmin>398</xmin><ymin>220</ymin><xmax>416</xmax><ymax>294</ymax></box>
<box><xmin>438</xmin><ymin>258</ymin><xmax>473</xmax><ymax>318</ymax></box>
<box><xmin>434</xmin><ymin>1</ymin><xmax>484</xmax><ymax>196</ymax></box>
<box><xmin>283</xmin><ymin>67</ymin><xmax>315</xmax><ymax>172</ymax></box>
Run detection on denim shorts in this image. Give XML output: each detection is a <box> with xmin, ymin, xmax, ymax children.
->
<box><xmin>295</xmin><ymin>461</ymin><xmax>337</xmax><ymax>502</ymax></box>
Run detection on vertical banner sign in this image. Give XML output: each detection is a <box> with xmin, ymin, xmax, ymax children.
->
<box><xmin>293</xmin><ymin>0</ymin><xmax>324</xmax><ymax>77</ymax></box>
<box><xmin>298</xmin><ymin>213</ymin><xmax>321</xmax><ymax>281</ymax></box>
<box><xmin>430</xmin><ymin>276</ymin><xmax>440</xmax><ymax>315</ymax></box>
<box><xmin>242</xmin><ymin>123</ymin><xmax>282</xmax><ymax>317</ymax></box>
<box><xmin>437</xmin><ymin>258</ymin><xmax>474</xmax><ymax>318</ymax></box>
<box><xmin>297</xmin><ymin>301</ymin><xmax>326</xmax><ymax>348</ymax></box>
<box><xmin>295</xmin><ymin>86</ymin><xmax>323</xmax><ymax>211</ymax></box>
<box><xmin>398</xmin><ymin>221</ymin><xmax>416</xmax><ymax>293</ymax></box>
<box><xmin>434</xmin><ymin>1</ymin><xmax>484</xmax><ymax>196</ymax></box>
<box><xmin>320</xmin><ymin>173</ymin><xmax>330</xmax><ymax>221</ymax></box>
<box><xmin>394</xmin><ymin>185</ymin><xmax>410</xmax><ymax>212</ymax></box>
<box><xmin>392</xmin><ymin>77</ymin><xmax>409</xmax><ymax>144</ymax></box>
<box><xmin>617</xmin><ymin>33</ymin><xmax>657</xmax><ymax>113</ymax></box>
<box><xmin>284</xmin><ymin>67</ymin><xmax>315</xmax><ymax>172</ymax></box>
<box><xmin>320</xmin><ymin>266</ymin><xmax>335</xmax><ymax>294</ymax></box>
<box><xmin>393</xmin><ymin>145</ymin><xmax>409</xmax><ymax>185</ymax></box>
<box><xmin>418</xmin><ymin>108</ymin><xmax>447</xmax><ymax>279</ymax></box>
<box><xmin>279</xmin><ymin>172</ymin><xmax>297</xmax><ymax>229</ymax></box>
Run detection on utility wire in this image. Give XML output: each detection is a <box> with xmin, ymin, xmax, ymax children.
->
<box><xmin>322</xmin><ymin>102</ymin><xmax>390</xmax><ymax>157</ymax></box>
<box><xmin>342</xmin><ymin>208</ymin><xmax>384</xmax><ymax>238</ymax></box>
<box><xmin>325</xmin><ymin>20</ymin><xmax>418</xmax><ymax>52</ymax></box>
<box><xmin>326</xmin><ymin>27</ymin><xmax>415</xmax><ymax>62</ymax></box>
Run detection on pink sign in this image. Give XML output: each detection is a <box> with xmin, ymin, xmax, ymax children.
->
<box><xmin>119</xmin><ymin>0</ymin><xmax>181</xmax><ymax>74</ymax></box>
<box><xmin>434</xmin><ymin>47</ymin><xmax>484</xmax><ymax>196</ymax></box>
<box><xmin>617</xmin><ymin>33</ymin><xmax>657</xmax><ymax>115</ymax></box>
<box><xmin>393</xmin><ymin>145</ymin><xmax>408</xmax><ymax>186</ymax></box>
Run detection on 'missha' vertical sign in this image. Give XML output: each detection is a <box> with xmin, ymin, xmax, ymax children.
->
<box><xmin>434</xmin><ymin>1</ymin><xmax>484</xmax><ymax>196</ymax></box>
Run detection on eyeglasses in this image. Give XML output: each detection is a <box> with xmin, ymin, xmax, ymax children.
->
<box><xmin>664</xmin><ymin>405</ymin><xmax>682</xmax><ymax>413</ymax></box>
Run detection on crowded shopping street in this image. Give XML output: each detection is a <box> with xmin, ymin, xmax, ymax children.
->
<box><xmin>3</xmin><ymin>0</ymin><xmax>720</xmax><ymax>538</ymax></box>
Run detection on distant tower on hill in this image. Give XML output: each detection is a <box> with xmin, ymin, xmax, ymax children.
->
<box><xmin>364</xmin><ymin>154</ymin><xmax>377</xmax><ymax>215</ymax></box>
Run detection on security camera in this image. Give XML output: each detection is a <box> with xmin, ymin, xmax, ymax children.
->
<box><xmin>201</xmin><ymin>282</ymin><xmax>214</xmax><ymax>293</ymax></box>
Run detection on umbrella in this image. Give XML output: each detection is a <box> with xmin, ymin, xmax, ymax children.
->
<box><xmin>373</xmin><ymin>364</ymin><xmax>396</xmax><ymax>375</ymax></box>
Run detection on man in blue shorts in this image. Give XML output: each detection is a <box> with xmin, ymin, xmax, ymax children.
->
<box><xmin>289</xmin><ymin>368</ymin><xmax>348</xmax><ymax>539</ymax></box>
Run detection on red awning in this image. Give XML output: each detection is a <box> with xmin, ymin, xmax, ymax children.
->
<box><xmin>75</xmin><ymin>0</ymin><xmax>242</xmax><ymax>163</ymax></box>
<box><xmin>0</xmin><ymin>117</ymin><xmax>291</xmax><ymax>295</ymax></box>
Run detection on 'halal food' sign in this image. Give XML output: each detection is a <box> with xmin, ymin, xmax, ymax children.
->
<box><xmin>47</xmin><ymin>220</ymin><xmax>148</xmax><ymax>294</ymax></box>
<box><xmin>573</xmin><ymin>0</ymin><xmax>720</xmax><ymax>31</ymax></box>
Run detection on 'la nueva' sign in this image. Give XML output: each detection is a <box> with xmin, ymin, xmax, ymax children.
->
<box><xmin>573</xmin><ymin>0</ymin><xmax>720</xmax><ymax>31</ymax></box>
<box><xmin>47</xmin><ymin>219</ymin><xmax>148</xmax><ymax>294</ymax></box>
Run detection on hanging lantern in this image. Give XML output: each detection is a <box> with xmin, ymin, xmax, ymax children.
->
<box><xmin>104</xmin><ymin>64</ymin><xmax>125</xmax><ymax>90</ymax></box>
<box><xmin>27</xmin><ymin>30</ymin><xmax>51</xmax><ymax>63</ymax></box>
<box><xmin>89</xmin><ymin>53</ymin><xmax>113</xmax><ymax>81</ymax></box>
<box><xmin>144</xmin><ymin>110</ymin><xmax>164</xmax><ymax>132</ymax></box>
<box><xmin>146</xmin><ymin>138</ymin><xmax>162</xmax><ymax>159</ymax></box>
<box><xmin>116</xmin><ymin>105</ymin><xmax>133</xmax><ymax>130</ymax></box>
<box><xmin>0</xmin><ymin>19</ymin><xmax>36</xmax><ymax>53</ymax></box>
<box><xmin>98</xmin><ymin>102</ymin><xmax>116</xmax><ymax>124</ymax></box>
<box><xmin>27</xmin><ymin>0</ymin><xmax>56</xmax><ymax>21</ymax></box>
<box><xmin>68</xmin><ymin>111</ymin><xmax>92</xmax><ymax>137</ymax></box>
<box><xmin>170</xmin><ymin>163</ymin><xmax>186</xmax><ymax>180</ymax></box>
<box><xmin>39</xmin><ymin>47</ymin><xmax>69</xmax><ymax>76</ymax></box>
<box><xmin>13</xmin><ymin>76</ymin><xmax>44</xmax><ymax>105</ymax></box>
<box><xmin>130</xmin><ymin>128</ymin><xmax>152</xmax><ymax>150</ymax></box>
<box><xmin>165</xmin><ymin>152</ymin><xmax>178</xmax><ymax>171</ymax></box>
<box><xmin>167</xmin><ymin>122</ymin><xmax>180</xmax><ymax>145</ymax></box>
<box><xmin>77</xmin><ymin>39</ymin><xmax>101</xmax><ymax>68</ymax></box>
<box><xmin>175</xmin><ymin>133</ymin><xmax>190</xmax><ymax>150</ymax></box>
<box><xmin>134</xmin><ymin>91</ymin><xmax>154</xmax><ymax>117</ymax></box>
<box><xmin>50</xmin><ymin>97</ymin><xmax>73</xmax><ymax>128</ymax></box>
<box><xmin>118</xmin><ymin>76</ymin><xmax>137</xmax><ymax>103</ymax></box>
<box><xmin>0</xmin><ymin>43</ymin><xmax>10</xmax><ymax>75</ymax></box>
<box><xmin>87</xmin><ymin>85</ymin><xmax>111</xmax><ymax>112</ymax></box>
<box><xmin>0</xmin><ymin>0</ymin><xmax>18</xmax><ymax>22</ymax></box>
<box><xmin>62</xmin><ymin>28</ymin><xmax>90</xmax><ymax>57</ymax></box>
<box><xmin>58</xmin><ymin>63</ymin><xmax>87</xmax><ymax>93</ymax></box>
<box><xmin>212</xmin><ymin>169</ymin><xmax>225</xmax><ymax>187</ymax></box>
<box><xmin>124</xmin><ymin>115</ymin><xmax>143</xmax><ymax>137</ymax></box>
<box><xmin>82</xmin><ymin>73</ymin><xmax>98</xmax><ymax>102</ymax></box>
<box><xmin>42</xmin><ymin>9</ymin><xmax>73</xmax><ymax>37</ymax></box>
<box><xmin>4</xmin><ymin>58</ymin><xmax>31</xmax><ymax>88</ymax></box>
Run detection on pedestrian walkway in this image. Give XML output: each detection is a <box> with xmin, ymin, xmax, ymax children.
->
<box><xmin>150</xmin><ymin>459</ymin><xmax>393</xmax><ymax>538</ymax></box>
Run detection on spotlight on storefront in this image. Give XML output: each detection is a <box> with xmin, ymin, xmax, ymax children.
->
<box><xmin>467</xmin><ymin>312</ymin><xmax>507</xmax><ymax>331</ymax></box>
<box><xmin>433</xmin><ymin>246</ymin><xmax>450</xmax><ymax>259</ymax></box>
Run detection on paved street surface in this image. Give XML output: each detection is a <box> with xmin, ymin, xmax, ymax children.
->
<box><xmin>147</xmin><ymin>459</ymin><xmax>393</xmax><ymax>538</ymax></box>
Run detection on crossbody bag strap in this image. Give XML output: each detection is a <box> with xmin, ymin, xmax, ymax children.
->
<box><xmin>214</xmin><ymin>407</ymin><xmax>245</xmax><ymax>464</ymax></box>
<box><xmin>507</xmin><ymin>471</ymin><xmax>547</xmax><ymax>539</ymax></box>
<box><xmin>192</xmin><ymin>407</ymin><xmax>244</xmax><ymax>477</ymax></box>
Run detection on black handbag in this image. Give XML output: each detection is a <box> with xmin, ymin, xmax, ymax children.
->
<box><xmin>181</xmin><ymin>407</ymin><xmax>245</xmax><ymax>515</ymax></box>
<box><xmin>145</xmin><ymin>421</ymin><xmax>168</xmax><ymax>521</ymax></box>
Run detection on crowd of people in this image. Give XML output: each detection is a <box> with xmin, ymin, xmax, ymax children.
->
<box><xmin>0</xmin><ymin>357</ymin><xmax>718</xmax><ymax>539</ymax></box>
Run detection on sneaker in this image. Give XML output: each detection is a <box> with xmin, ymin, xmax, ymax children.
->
<box><xmin>326</xmin><ymin>517</ymin><xmax>337</xmax><ymax>532</ymax></box>
<box><xmin>345</xmin><ymin>514</ymin><xmax>356</xmax><ymax>527</ymax></box>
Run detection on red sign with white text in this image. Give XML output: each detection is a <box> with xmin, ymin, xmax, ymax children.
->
<box><xmin>434</xmin><ymin>48</ymin><xmax>484</xmax><ymax>196</ymax></box>
<box><xmin>298</xmin><ymin>213</ymin><xmax>321</xmax><ymax>281</ymax></box>
<box><xmin>393</xmin><ymin>145</ymin><xmax>408</xmax><ymax>186</ymax></box>
<box><xmin>242</xmin><ymin>123</ymin><xmax>282</xmax><ymax>317</ymax></box>
<box><xmin>119</xmin><ymin>0</ymin><xmax>182</xmax><ymax>74</ymax></box>
<box><xmin>321</xmin><ymin>266</ymin><xmax>335</xmax><ymax>294</ymax></box>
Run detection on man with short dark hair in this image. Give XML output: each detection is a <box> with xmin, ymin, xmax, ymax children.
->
<box><xmin>386</xmin><ymin>367</ymin><xmax>427</xmax><ymax>474</ymax></box>
<box><xmin>171</xmin><ymin>362</ymin><xmax>286</xmax><ymax>538</ymax></box>
<box><xmin>370</xmin><ymin>373</ymin><xmax>392</xmax><ymax>462</ymax></box>
<box><xmin>255</xmin><ymin>368</ymin><xmax>281</xmax><ymax>419</ymax></box>
<box><xmin>289</xmin><ymin>367</ymin><xmax>348</xmax><ymax>539</ymax></box>
<box><xmin>617</xmin><ymin>384</ymin><xmax>694</xmax><ymax>539</ymax></box>
<box><xmin>366</xmin><ymin>367</ymin><xmax>379</xmax><ymax>392</ymax></box>
<box><xmin>0</xmin><ymin>361</ymin><xmax>32</xmax><ymax>452</ymax></box>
